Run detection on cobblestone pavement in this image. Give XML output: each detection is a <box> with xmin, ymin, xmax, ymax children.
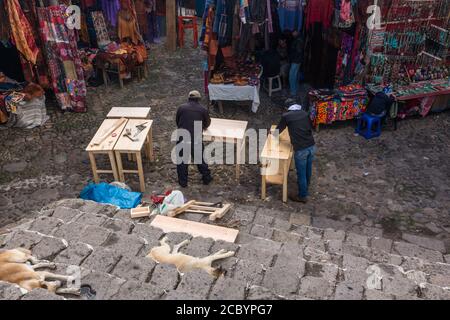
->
<box><xmin>0</xmin><ymin>40</ymin><xmax>449</xmax><ymax>257</ymax></box>
<box><xmin>1</xmin><ymin>199</ymin><xmax>449</xmax><ymax>300</ymax></box>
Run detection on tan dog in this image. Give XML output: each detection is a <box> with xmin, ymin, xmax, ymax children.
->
<box><xmin>0</xmin><ymin>248</ymin><xmax>79</xmax><ymax>295</ymax></box>
<box><xmin>147</xmin><ymin>237</ymin><xmax>235</xmax><ymax>277</ymax></box>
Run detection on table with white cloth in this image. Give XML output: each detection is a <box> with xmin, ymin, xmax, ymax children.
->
<box><xmin>207</xmin><ymin>84</ymin><xmax>260</xmax><ymax>113</ymax></box>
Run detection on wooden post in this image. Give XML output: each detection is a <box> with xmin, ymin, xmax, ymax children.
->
<box><xmin>166</xmin><ymin>0</ymin><xmax>177</xmax><ymax>51</ymax></box>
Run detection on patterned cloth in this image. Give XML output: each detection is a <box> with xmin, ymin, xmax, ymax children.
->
<box><xmin>37</xmin><ymin>5</ymin><xmax>87</xmax><ymax>112</ymax></box>
<box><xmin>5</xmin><ymin>0</ymin><xmax>39</xmax><ymax>64</ymax></box>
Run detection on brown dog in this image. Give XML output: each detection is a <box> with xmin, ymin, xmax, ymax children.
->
<box><xmin>0</xmin><ymin>248</ymin><xmax>79</xmax><ymax>295</ymax></box>
<box><xmin>147</xmin><ymin>237</ymin><xmax>235</xmax><ymax>277</ymax></box>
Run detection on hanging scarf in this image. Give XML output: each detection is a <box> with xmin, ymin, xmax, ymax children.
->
<box><xmin>5</xmin><ymin>0</ymin><xmax>39</xmax><ymax>64</ymax></box>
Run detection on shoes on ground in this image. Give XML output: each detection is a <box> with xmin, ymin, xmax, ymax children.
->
<box><xmin>289</xmin><ymin>195</ymin><xmax>307</xmax><ymax>203</ymax></box>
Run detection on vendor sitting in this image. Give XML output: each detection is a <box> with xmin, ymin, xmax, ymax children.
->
<box><xmin>365</xmin><ymin>86</ymin><xmax>395</xmax><ymax>117</ymax></box>
<box><xmin>260</xmin><ymin>44</ymin><xmax>281</xmax><ymax>80</ymax></box>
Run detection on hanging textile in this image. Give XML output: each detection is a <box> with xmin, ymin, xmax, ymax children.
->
<box><xmin>335</xmin><ymin>32</ymin><xmax>354</xmax><ymax>86</ymax></box>
<box><xmin>101</xmin><ymin>0</ymin><xmax>121</xmax><ymax>27</ymax></box>
<box><xmin>305</xmin><ymin>0</ymin><xmax>333</xmax><ymax>30</ymax></box>
<box><xmin>213</xmin><ymin>0</ymin><xmax>237</xmax><ymax>47</ymax></box>
<box><xmin>135</xmin><ymin>0</ymin><xmax>149</xmax><ymax>40</ymax></box>
<box><xmin>278</xmin><ymin>0</ymin><xmax>303</xmax><ymax>32</ymax></box>
<box><xmin>91</xmin><ymin>11</ymin><xmax>111</xmax><ymax>47</ymax></box>
<box><xmin>117</xmin><ymin>2</ymin><xmax>142</xmax><ymax>44</ymax></box>
<box><xmin>5</xmin><ymin>0</ymin><xmax>39</xmax><ymax>64</ymax></box>
<box><xmin>37</xmin><ymin>5</ymin><xmax>86</xmax><ymax>112</ymax></box>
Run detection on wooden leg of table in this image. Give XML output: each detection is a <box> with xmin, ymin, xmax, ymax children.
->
<box><xmin>148</xmin><ymin>128</ymin><xmax>154</xmax><ymax>161</ymax></box>
<box><xmin>102</xmin><ymin>69</ymin><xmax>108</xmax><ymax>86</ymax></box>
<box><xmin>119</xmin><ymin>76</ymin><xmax>124</xmax><ymax>89</ymax></box>
<box><xmin>88</xmin><ymin>152</ymin><xmax>99</xmax><ymax>183</ymax></box>
<box><xmin>218</xmin><ymin>101</ymin><xmax>224</xmax><ymax>114</ymax></box>
<box><xmin>108</xmin><ymin>151</ymin><xmax>119</xmax><ymax>182</ymax></box>
<box><xmin>115</xmin><ymin>151</ymin><xmax>125</xmax><ymax>182</ymax></box>
<box><xmin>135</xmin><ymin>152</ymin><xmax>145</xmax><ymax>192</ymax></box>
<box><xmin>282</xmin><ymin>161</ymin><xmax>289</xmax><ymax>203</ymax></box>
<box><xmin>235</xmin><ymin>139</ymin><xmax>241</xmax><ymax>182</ymax></box>
<box><xmin>261</xmin><ymin>175</ymin><xmax>266</xmax><ymax>200</ymax></box>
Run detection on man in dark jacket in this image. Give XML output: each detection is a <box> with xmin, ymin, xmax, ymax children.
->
<box><xmin>274</xmin><ymin>99</ymin><xmax>315</xmax><ymax>203</ymax></box>
<box><xmin>175</xmin><ymin>90</ymin><xmax>212</xmax><ymax>187</ymax></box>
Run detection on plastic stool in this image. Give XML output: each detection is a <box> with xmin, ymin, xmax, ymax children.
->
<box><xmin>263</xmin><ymin>75</ymin><xmax>282</xmax><ymax>97</ymax></box>
<box><xmin>355</xmin><ymin>112</ymin><xmax>385</xmax><ymax>139</ymax></box>
<box><xmin>177</xmin><ymin>16</ymin><xmax>198</xmax><ymax>48</ymax></box>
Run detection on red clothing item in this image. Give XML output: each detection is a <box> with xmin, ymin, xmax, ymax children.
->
<box><xmin>306</xmin><ymin>0</ymin><xmax>333</xmax><ymax>30</ymax></box>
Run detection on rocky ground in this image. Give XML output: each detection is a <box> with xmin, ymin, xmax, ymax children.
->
<box><xmin>0</xmin><ymin>36</ymin><xmax>449</xmax><ymax>274</ymax></box>
<box><xmin>1</xmin><ymin>198</ymin><xmax>450</xmax><ymax>300</ymax></box>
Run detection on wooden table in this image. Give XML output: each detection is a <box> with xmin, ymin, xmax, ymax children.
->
<box><xmin>203</xmin><ymin>118</ymin><xmax>248</xmax><ymax>182</ymax></box>
<box><xmin>260</xmin><ymin>126</ymin><xmax>293</xmax><ymax>203</ymax></box>
<box><xmin>107</xmin><ymin>107</ymin><xmax>151</xmax><ymax>119</ymax></box>
<box><xmin>113</xmin><ymin>119</ymin><xmax>154</xmax><ymax>192</ymax></box>
<box><xmin>86</xmin><ymin>118</ymin><xmax>128</xmax><ymax>183</ymax></box>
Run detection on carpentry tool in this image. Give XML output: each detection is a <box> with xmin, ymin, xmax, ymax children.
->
<box><xmin>123</xmin><ymin>128</ymin><xmax>137</xmax><ymax>141</ymax></box>
<box><xmin>132</xmin><ymin>121</ymin><xmax>148</xmax><ymax>139</ymax></box>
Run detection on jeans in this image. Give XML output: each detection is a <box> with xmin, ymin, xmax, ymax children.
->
<box><xmin>289</xmin><ymin>63</ymin><xmax>300</xmax><ymax>96</ymax></box>
<box><xmin>294</xmin><ymin>145</ymin><xmax>316</xmax><ymax>198</ymax></box>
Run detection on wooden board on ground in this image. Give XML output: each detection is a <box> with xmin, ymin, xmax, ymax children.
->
<box><xmin>130</xmin><ymin>206</ymin><xmax>151</xmax><ymax>218</ymax></box>
<box><xmin>168</xmin><ymin>201</ymin><xmax>232</xmax><ymax>221</ymax></box>
<box><xmin>86</xmin><ymin>118</ymin><xmax>128</xmax><ymax>151</ymax></box>
<box><xmin>150</xmin><ymin>215</ymin><xmax>239</xmax><ymax>243</ymax></box>
<box><xmin>107</xmin><ymin>107</ymin><xmax>151</xmax><ymax>119</ymax></box>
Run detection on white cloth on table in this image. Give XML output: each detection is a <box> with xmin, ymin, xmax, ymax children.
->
<box><xmin>208</xmin><ymin>84</ymin><xmax>260</xmax><ymax>113</ymax></box>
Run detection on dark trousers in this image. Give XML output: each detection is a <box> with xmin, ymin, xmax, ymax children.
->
<box><xmin>176</xmin><ymin>141</ymin><xmax>211</xmax><ymax>185</ymax></box>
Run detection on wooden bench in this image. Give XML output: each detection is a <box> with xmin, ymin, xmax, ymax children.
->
<box><xmin>113</xmin><ymin>119</ymin><xmax>154</xmax><ymax>192</ymax></box>
<box><xmin>260</xmin><ymin>126</ymin><xmax>294</xmax><ymax>202</ymax></box>
<box><xmin>85</xmin><ymin>118</ymin><xmax>128</xmax><ymax>183</ymax></box>
<box><xmin>107</xmin><ymin>107</ymin><xmax>151</xmax><ymax>119</ymax></box>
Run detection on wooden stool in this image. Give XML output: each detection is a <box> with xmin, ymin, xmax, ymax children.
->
<box><xmin>260</xmin><ymin>126</ymin><xmax>293</xmax><ymax>203</ymax></box>
<box><xmin>114</xmin><ymin>119</ymin><xmax>154</xmax><ymax>192</ymax></box>
<box><xmin>85</xmin><ymin>118</ymin><xmax>128</xmax><ymax>183</ymax></box>
<box><xmin>177</xmin><ymin>16</ymin><xmax>198</xmax><ymax>48</ymax></box>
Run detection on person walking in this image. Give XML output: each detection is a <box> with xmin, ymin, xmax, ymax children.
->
<box><xmin>175</xmin><ymin>90</ymin><xmax>213</xmax><ymax>187</ymax></box>
<box><xmin>274</xmin><ymin>99</ymin><xmax>315</xmax><ymax>203</ymax></box>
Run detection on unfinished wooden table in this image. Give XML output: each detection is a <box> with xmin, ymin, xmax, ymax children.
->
<box><xmin>85</xmin><ymin>118</ymin><xmax>128</xmax><ymax>183</ymax></box>
<box><xmin>203</xmin><ymin>118</ymin><xmax>248</xmax><ymax>182</ymax></box>
<box><xmin>113</xmin><ymin>119</ymin><xmax>154</xmax><ymax>192</ymax></box>
<box><xmin>107</xmin><ymin>107</ymin><xmax>151</xmax><ymax>119</ymax></box>
<box><xmin>260</xmin><ymin>126</ymin><xmax>293</xmax><ymax>202</ymax></box>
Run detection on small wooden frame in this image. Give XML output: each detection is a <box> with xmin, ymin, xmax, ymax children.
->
<box><xmin>86</xmin><ymin>118</ymin><xmax>129</xmax><ymax>183</ymax></box>
<box><xmin>203</xmin><ymin>118</ymin><xmax>248</xmax><ymax>182</ymax></box>
<box><xmin>107</xmin><ymin>107</ymin><xmax>151</xmax><ymax>119</ymax></box>
<box><xmin>260</xmin><ymin>125</ymin><xmax>294</xmax><ymax>203</ymax></box>
<box><xmin>114</xmin><ymin>119</ymin><xmax>154</xmax><ymax>192</ymax></box>
<box><xmin>167</xmin><ymin>200</ymin><xmax>232</xmax><ymax>221</ymax></box>
<box><xmin>150</xmin><ymin>215</ymin><xmax>239</xmax><ymax>242</ymax></box>
<box><xmin>130</xmin><ymin>206</ymin><xmax>151</xmax><ymax>218</ymax></box>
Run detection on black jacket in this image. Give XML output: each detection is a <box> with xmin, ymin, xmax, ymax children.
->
<box><xmin>366</xmin><ymin>92</ymin><xmax>395</xmax><ymax>115</ymax></box>
<box><xmin>176</xmin><ymin>100</ymin><xmax>211</xmax><ymax>142</ymax></box>
<box><xmin>276</xmin><ymin>110</ymin><xmax>315</xmax><ymax>151</ymax></box>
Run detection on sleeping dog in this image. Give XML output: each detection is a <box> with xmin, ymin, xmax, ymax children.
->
<box><xmin>0</xmin><ymin>248</ymin><xmax>79</xmax><ymax>295</ymax></box>
<box><xmin>147</xmin><ymin>237</ymin><xmax>235</xmax><ymax>277</ymax></box>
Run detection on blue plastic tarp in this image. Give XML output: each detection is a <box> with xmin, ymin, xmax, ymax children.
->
<box><xmin>80</xmin><ymin>183</ymin><xmax>142</xmax><ymax>209</ymax></box>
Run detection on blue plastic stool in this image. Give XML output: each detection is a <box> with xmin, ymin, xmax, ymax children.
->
<box><xmin>355</xmin><ymin>112</ymin><xmax>385</xmax><ymax>139</ymax></box>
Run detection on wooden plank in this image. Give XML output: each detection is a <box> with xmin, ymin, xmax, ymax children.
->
<box><xmin>166</xmin><ymin>0</ymin><xmax>176</xmax><ymax>51</ymax></box>
<box><xmin>86</xmin><ymin>118</ymin><xmax>128</xmax><ymax>151</ymax></box>
<box><xmin>150</xmin><ymin>215</ymin><xmax>239</xmax><ymax>242</ymax></box>
<box><xmin>107</xmin><ymin>107</ymin><xmax>151</xmax><ymax>119</ymax></box>
<box><xmin>131</xmin><ymin>206</ymin><xmax>151</xmax><ymax>218</ymax></box>
<box><xmin>260</xmin><ymin>127</ymin><xmax>292</xmax><ymax>160</ymax></box>
<box><xmin>167</xmin><ymin>200</ymin><xmax>197</xmax><ymax>217</ymax></box>
<box><xmin>203</xmin><ymin>118</ymin><xmax>248</xmax><ymax>141</ymax></box>
<box><xmin>91</xmin><ymin>117</ymin><xmax>127</xmax><ymax>146</ymax></box>
<box><xmin>114</xmin><ymin>119</ymin><xmax>153</xmax><ymax>152</ymax></box>
<box><xmin>209</xmin><ymin>203</ymin><xmax>232</xmax><ymax>221</ymax></box>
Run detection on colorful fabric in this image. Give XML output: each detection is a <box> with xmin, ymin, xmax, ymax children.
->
<box><xmin>305</xmin><ymin>0</ymin><xmax>333</xmax><ymax>30</ymax></box>
<box><xmin>37</xmin><ymin>5</ymin><xmax>86</xmax><ymax>112</ymax></box>
<box><xmin>278</xmin><ymin>0</ymin><xmax>303</xmax><ymax>32</ymax></box>
<box><xmin>101</xmin><ymin>0</ymin><xmax>121</xmax><ymax>26</ymax></box>
<box><xmin>91</xmin><ymin>11</ymin><xmax>111</xmax><ymax>47</ymax></box>
<box><xmin>5</xmin><ymin>0</ymin><xmax>39</xmax><ymax>64</ymax></box>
